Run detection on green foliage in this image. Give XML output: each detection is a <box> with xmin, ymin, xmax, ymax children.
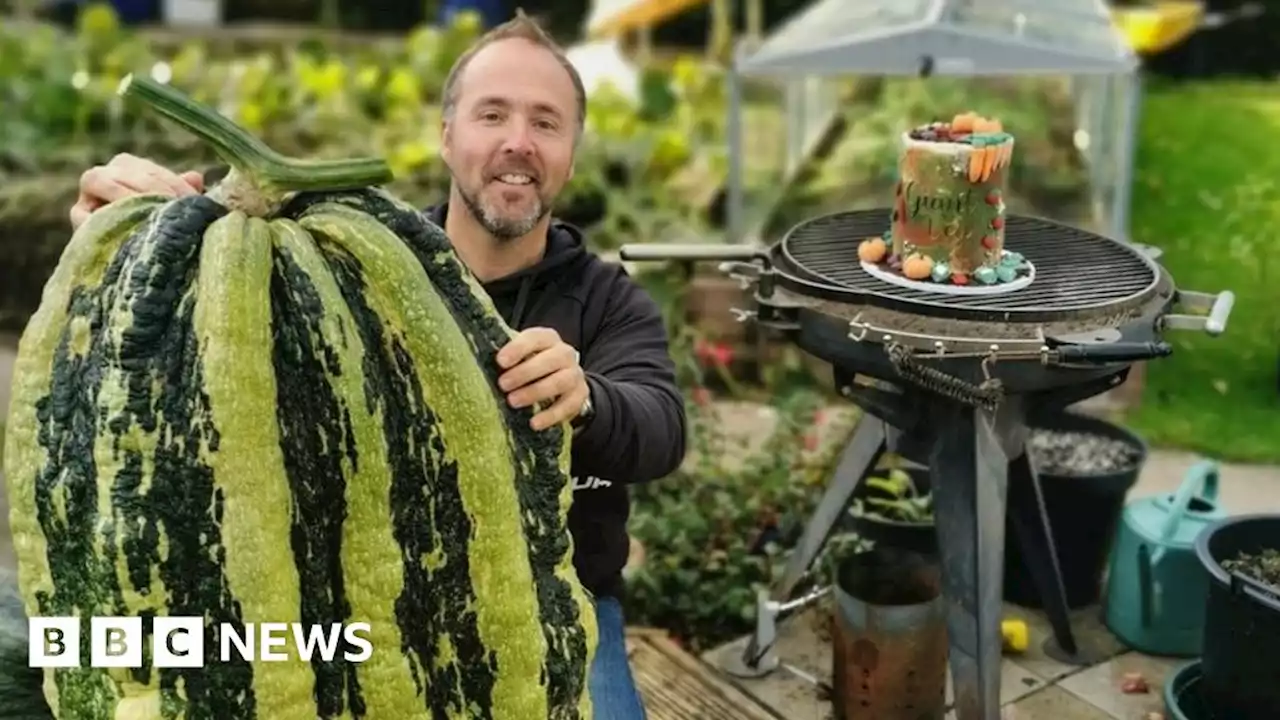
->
<box><xmin>852</xmin><ymin>463</ymin><xmax>933</xmax><ymax>524</ymax></box>
<box><xmin>0</xmin><ymin>6</ymin><xmax>743</xmax><ymax>249</ymax></box>
<box><xmin>1123</xmin><ymin>79</ymin><xmax>1280</xmax><ymax>463</ymax></box>
<box><xmin>622</xmin><ymin>390</ymin><xmax>859</xmax><ymax>652</ymax></box>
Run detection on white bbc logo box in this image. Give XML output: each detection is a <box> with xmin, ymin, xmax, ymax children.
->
<box><xmin>29</xmin><ymin>616</ymin><xmax>205</xmax><ymax>668</ymax></box>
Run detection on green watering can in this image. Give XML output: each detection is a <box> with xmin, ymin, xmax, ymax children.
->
<box><xmin>1103</xmin><ymin>460</ymin><xmax>1224</xmax><ymax>657</ymax></box>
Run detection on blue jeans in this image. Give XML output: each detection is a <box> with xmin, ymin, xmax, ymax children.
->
<box><xmin>589</xmin><ymin>597</ymin><xmax>647</xmax><ymax>720</ymax></box>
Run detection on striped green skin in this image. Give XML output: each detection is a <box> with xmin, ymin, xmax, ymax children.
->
<box><xmin>3</xmin><ymin>190</ymin><xmax>597</xmax><ymax>720</ymax></box>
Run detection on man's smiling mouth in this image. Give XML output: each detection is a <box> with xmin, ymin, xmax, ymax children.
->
<box><xmin>496</xmin><ymin>173</ymin><xmax>535</xmax><ymax>186</ymax></box>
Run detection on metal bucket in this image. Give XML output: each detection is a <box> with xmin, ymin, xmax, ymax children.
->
<box><xmin>831</xmin><ymin>546</ymin><xmax>948</xmax><ymax>720</ymax></box>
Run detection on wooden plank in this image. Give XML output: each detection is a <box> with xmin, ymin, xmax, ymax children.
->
<box><xmin>625</xmin><ymin>630</ymin><xmax>781</xmax><ymax>720</ymax></box>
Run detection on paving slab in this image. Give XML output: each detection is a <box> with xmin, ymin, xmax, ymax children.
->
<box><xmin>703</xmin><ymin>605</ymin><xmax>1051</xmax><ymax>719</ymax></box>
<box><xmin>1000</xmin><ymin>603</ymin><xmax>1127</xmax><ymax>683</ymax></box>
<box><xmin>1002</xmin><ymin>685</ymin><xmax>1117</xmax><ymax>720</ymax></box>
<box><xmin>1058</xmin><ymin>651</ymin><xmax>1185</xmax><ymax>719</ymax></box>
<box><xmin>702</xmin><ymin>601</ymin><xmax>1189</xmax><ymax>719</ymax></box>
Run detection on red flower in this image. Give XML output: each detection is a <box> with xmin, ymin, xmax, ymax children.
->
<box><xmin>803</xmin><ymin>433</ymin><xmax>819</xmax><ymax>451</ymax></box>
<box><xmin>694</xmin><ymin>339</ymin><xmax>734</xmax><ymax>367</ymax></box>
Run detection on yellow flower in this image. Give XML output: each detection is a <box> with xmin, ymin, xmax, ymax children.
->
<box><xmin>389</xmin><ymin>140</ymin><xmax>434</xmax><ymax>178</ymax></box>
<box><xmin>650</xmin><ymin>129</ymin><xmax>691</xmax><ymax>172</ymax></box>
<box><xmin>308</xmin><ymin>60</ymin><xmax>346</xmax><ymax>100</ymax></box>
<box><xmin>450</xmin><ymin>10</ymin><xmax>482</xmax><ymax>34</ymax></box>
<box><xmin>357</xmin><ymin>65</ymin><xmax>381</xmax><ymax>91</ymax></box>
<box><xmin>77</xmin><ymin>3</ymin><xmax>119</xmax><ymax>37</ymax></box>
<box><xmin>238</xmin><ymin>104</ymin><xmax>264</xmax><ymax>132</ymax></box>
<box><xmin>386</xmin><ymin>69</ymin><xmax>420</xmax><ymax>106</ymax></box>
<box><xmin>671</xmin><ymin>56</ymin><xmax>701</xmax><ymax>95</ymax></box>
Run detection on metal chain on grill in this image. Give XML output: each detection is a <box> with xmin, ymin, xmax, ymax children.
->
<box><xmin>886</xmin><ymin>342</ymin><xmax>1005</xmax><ymax>411</ymax></box>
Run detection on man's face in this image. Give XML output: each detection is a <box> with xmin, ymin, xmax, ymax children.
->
<box><xmin>441</xmin><ymin>37</ymin><xmax>577</xmax><ymax>241</ymax></box>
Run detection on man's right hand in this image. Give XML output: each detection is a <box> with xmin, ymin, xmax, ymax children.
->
<box><xmin>70</xmin><ymin>153</ymin><xmax>206</xmax><ymax>230</ymax></box>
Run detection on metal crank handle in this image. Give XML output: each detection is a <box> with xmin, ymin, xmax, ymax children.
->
<box><xmin>617</xmin><ymin>243</ymin><xmax>768</xmax><ymax>263</ymax></box>
<box><xmin>1162</xmin><ymin>290</ymin><xmax>1235</xmax><ymax>336</ymax></box>
<box><xmin>1055</xmin><ymin>341</ymin><xmax>1174</xmax><ymax>364</ymax></box>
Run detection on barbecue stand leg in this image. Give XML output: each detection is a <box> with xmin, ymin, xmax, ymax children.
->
<box><xmin>1007</xmin><ymin>447</ymin><xmax>1081</xmax><ymax>659</ymax></box>
<box><xmin>929</xmin><ymin>404</ymin><xmax>1008</xmax><ymax>720</ymax></box>
<box><xmin>720</xmin><ymin>415</ymin><xmax>888</xmax><ymax>679</ymax></box>
<box><xmin>1008</xmin><ymin>445</ymin><xmax>1113</xmax><ymax>665</ymax></box>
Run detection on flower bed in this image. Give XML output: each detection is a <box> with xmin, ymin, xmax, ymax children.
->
<box><xmin>622</xmin><ymin>391</ymin><xmax>859</xmax><ymax>652</ymax></box>
<box><xmin>0</xmin><ymin>6</ymin><xmax>761</xmax><ymax>331</ymax></box>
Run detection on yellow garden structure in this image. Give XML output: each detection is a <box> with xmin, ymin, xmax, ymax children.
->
<box><xmin>1109</xmin><ymin>1</ymin><xmax>1207</xmax><ymax>55</ymax></box>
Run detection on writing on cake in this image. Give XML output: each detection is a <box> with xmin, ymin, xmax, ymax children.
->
<box><xmin>858</xmin><ymin>112</ymin><xmax>1031</xmax><ymax>288</ymax></box>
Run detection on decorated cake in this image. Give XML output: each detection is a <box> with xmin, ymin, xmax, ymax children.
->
<box><xmin>858</xmin><ymin>112</ymin><xmax>1031</xmax><ymax>290</ymax></box>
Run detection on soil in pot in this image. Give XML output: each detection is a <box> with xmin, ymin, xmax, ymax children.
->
<box><xmin>1025</xmin><ymin>427</ymin><xmax>1143</xmax><ymax>475</ymax></box>
<box><xmin>1222</xmin><ymin>547</ymin><xmax>1280</xmax><ymax>591</ymax></box>
<box><xmin>1196</xmin><ymin>515</ymin><xmax>1280</xmax><ymax>720</ymax></box>
<box><xmin>1004</xmin><ymin>414</ymin><xmax>1146</xmax><ymax>609</ymax></box>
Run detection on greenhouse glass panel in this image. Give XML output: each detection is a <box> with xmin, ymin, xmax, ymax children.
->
<box><xmin>750</xmin><ymin>0</ymin><xmax>934</xmax><ymax>58</ymax></box>
<box><xmin>731</xmin><ymin>72</ymin><xmax>845</xmax><ymax>241</ymax></box>
<box><xmin>725</xmin><ymin>0</ymin><xmax>1142</xmax><ymax>243</ymax></box>
<box><xmin>737</xmin><ymin>0</ymin><xmax>1138</xmax><ymax>77</ymax></box>
<box><xmin>943</xmin><ymin>0</ymin><xmax>1134</xmax><ymax>65</ymax></box>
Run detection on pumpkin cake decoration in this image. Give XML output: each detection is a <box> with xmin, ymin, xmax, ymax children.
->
<box><xmin>858</xmin><ymin>112</ymin><xmax>1034</xmax><ymax>293</ymax></box>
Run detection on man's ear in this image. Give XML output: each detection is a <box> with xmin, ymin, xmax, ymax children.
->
<box><xmin>439</xmin><ymin>118</ymin><xmax>451</xmax><ymax>163</ymax></box>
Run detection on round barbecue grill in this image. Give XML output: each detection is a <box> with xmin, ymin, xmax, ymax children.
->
<box><xmin>619</xmin><ymin>208</ymin><xmax>1234</xmax><ymax>720</ymax></box>
<box><xmin>621</xmin><ymin>208</ymin><xmax>1230</xmax><ymax>400</ymax></box>
<box><xmin>776</xmin><ymin>211</ymin><xmax>1164</xmax><ymax>322</ymax></box>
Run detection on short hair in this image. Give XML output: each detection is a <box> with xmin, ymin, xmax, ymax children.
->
<box><xmin>440</xmin><ymin>9</ymin><xmax>587</xmax><ymax>141</ymax></box>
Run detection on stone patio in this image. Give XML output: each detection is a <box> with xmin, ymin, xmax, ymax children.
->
<box><xmin>701</xmin><ymin>599</ymin><xmax>1185</xmax><ymax>719</ymax></box>
<box><xmin>689</xmin><ymin>403</ymin><xmax>1280</xmax><ymax>719</ymax></box>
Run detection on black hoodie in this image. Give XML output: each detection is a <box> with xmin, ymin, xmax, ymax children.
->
<box><xmin>424</xmin><ymin>203</ymin><xmax>688</xmax><ymax>599</ymax></box>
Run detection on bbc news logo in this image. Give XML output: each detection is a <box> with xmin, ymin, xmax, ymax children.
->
<box><xmin>29</xmin><ymin>617</ymin><xmax>373</xmax><ymax>668</ymax></box>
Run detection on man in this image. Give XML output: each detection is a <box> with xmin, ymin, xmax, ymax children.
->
<box><xmin>69</xmin><ymin>13</ymin><xmax>687</xmax><ymax>719</ymax></box>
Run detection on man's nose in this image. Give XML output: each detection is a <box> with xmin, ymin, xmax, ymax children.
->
<box><xmin>500</xmin><ymin>122</ymin><xmax>536</xmax><ymax>155</ymax></box>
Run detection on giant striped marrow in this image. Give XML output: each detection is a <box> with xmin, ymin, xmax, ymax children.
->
<box><xmin>1</xmin><ymin>75</ymin><xmax>596</xmax><ymax>720</ymax></box>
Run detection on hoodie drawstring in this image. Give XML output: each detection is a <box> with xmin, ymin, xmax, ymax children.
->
<box><xmin>511</xmin><ymin>276</ymin><xmax>533</xmax><ymax>329</ymax></box>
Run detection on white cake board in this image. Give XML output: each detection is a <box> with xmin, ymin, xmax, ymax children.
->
<box><xmin>860</xmin><ymin>253</ymin><xmax>1035</xmax><ymax>296</ymax></box>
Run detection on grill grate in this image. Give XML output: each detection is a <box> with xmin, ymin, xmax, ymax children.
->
<box><xmin>779</xmin><ymin>210</ymin><xmax>1159</xmax><ymax>316</ymax></box>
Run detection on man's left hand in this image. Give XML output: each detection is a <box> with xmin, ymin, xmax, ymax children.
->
<box><xmin>496</xmin><ymin>327</ymin><xmax>589</xmax><ymax>431</ymax></box>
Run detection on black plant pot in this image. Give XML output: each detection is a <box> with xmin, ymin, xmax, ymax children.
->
<box><xmin>1195</xmin><ymin>513</ymin><xmax>1280</xmax><ymax>720</ymax></box>
<box><xmin>1003</xmin><ymin>410</ymin><xmax>1147</xmax><ymax>610</ymax></box>
<box><xmin>849</xmin><ymin>467</ymin><xmax>937</xmax><ymax>557</ymax></box>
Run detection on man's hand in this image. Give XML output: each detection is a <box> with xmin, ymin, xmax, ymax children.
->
<box><xmin>71</xmin><ymin>153</ymin><xmax>205</xmax><ymax>230</ymax></box>
<box><xmin>496</xmin><ymin>328</ymin><xmax>589</xmax><ymax>431</ymax></box>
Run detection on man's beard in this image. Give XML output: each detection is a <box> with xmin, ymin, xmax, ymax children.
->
<box><xmin>457</xmin><ymin>179</ymin><xmax>550</xmax><ymax>242</ymax></box>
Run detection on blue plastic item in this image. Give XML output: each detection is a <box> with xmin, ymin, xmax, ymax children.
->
<box><xmin>1103</xmin><ymin>460</ymin><xmax>1225</xmax><ymax>656</ymax></box>
<box><xmin>110</xmin><ymin>0</ymin><xmax>159</xmax><ymax>25</ymax></box>
<box><xmin>1163</xmin><ymin>660</ymin><xmax>1209</xmax><ymax>720</ymax></box>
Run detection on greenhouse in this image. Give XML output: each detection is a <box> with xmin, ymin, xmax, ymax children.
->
<box><xmin>725</xmin><ymin>0</ymin><xmax>1143</xmax><ymax>244</ymax></box>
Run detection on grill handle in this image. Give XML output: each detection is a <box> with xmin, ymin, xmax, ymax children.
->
<box><xmin>1161</xmin><ymin>290</ymin><xmax>1235</xmax><ymax>336</ymax></box>
<box><xmin>1054</xmin><ymin>342</ymin><xmax>1174</xmax><ymax>364</ymax></box>
<box><xmin>618</xmin><ymin>244</ymin><xmax>768</xmax><ymax>263</ymax></box>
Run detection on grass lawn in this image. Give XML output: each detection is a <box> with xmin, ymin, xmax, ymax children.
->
<box><xmin>1121</xmin><ymin>79</ymin><xmax>1280</xmax><ymax>463</ymax></box>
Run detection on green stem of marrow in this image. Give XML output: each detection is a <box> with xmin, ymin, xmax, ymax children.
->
<box><xmin>117</xmin><ymin>73</ymin><xmax>394</xmax><ymax>215</ymax></box>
